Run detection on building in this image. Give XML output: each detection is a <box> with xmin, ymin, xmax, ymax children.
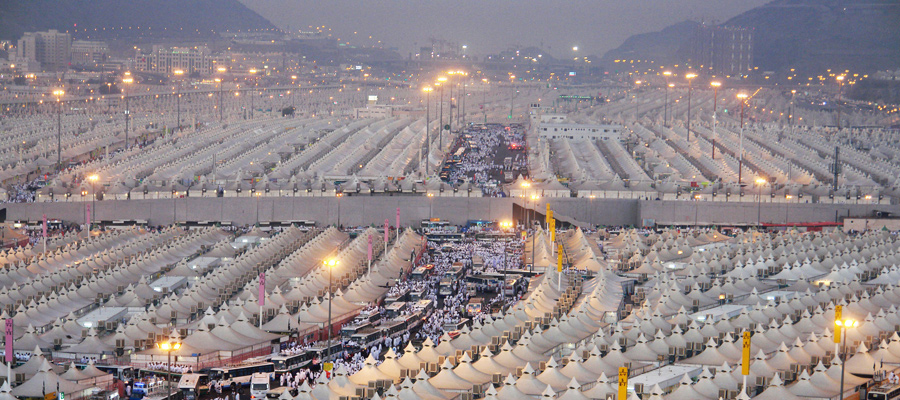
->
<box><xmin>138</xmin><ymin>46</ymin><xmax>217</xmax><ymax>76</ymax></box>
<box><xmin>16</xmin><ymin>30</ymin><xmax>71</xmax><ymax>71</ymax></box>
<box><xmin>71</xmin><ymin>40</ymin><xmax>110</xmax><ymax>64</ymax></box>
<box><xmin>537</xmin><ymin>122</ymin><xmax>622</xmax><ymax>141</ymax></box>
<box><xmin>690</xmin><ymin>24</ymin><xmax>753</xmax><ymax>77</ymax></box>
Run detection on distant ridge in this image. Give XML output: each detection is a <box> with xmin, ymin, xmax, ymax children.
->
<box><xmin>601</xmin><ymin>0</ymin><xmax>900</xmax><ymax>74</ymax></box>
<box><xmin>0</xmin><ymin>0</ymin><xmax>278</xmax><ymax>41</ymax></box>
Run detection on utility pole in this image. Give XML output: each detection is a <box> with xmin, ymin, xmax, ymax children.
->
<box><xmin>832</xmin><ymin>146</ymin><xmax>841</xmax><ymax>191</ymax></box>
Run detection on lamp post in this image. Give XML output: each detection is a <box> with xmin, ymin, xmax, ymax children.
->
<box><xmin>216</xmin><ymin>66</ymin><xmax>227</xmax><ymax>122</ymax></box>
<box><xmin>122</xmin><ymin>73</ymin><xmax>133</xmax><ymax>149</ymax></box>
<box><xmin>499</xmin><ymin>221</ymin><xmax>512</xmax><ymax>283</ymax></box>
<box><xmin>427</xmin><ymin>193</ymin><xmax>434</xmax><ymax>219</ymax></box>
<box><xmin>482</xmin><ymin>78</ymin><xmax>489</xmax><ymax>124</ymax></box>
<box><xmin>249</xmin><ymin>69</ymin><xmax>258</xmax><ymax>118</ymax></box>
<box><xmin>685</xmin><ymin>73</ymin><xmax>696</xmax><ymax>141</ymax></box>
<box><xmin>789</xmin><ymin>90</ymin><xmax>796</xmax><ymax>138</ymax></box>
<box><xmin>323</xmin><ymin>258</ymin><xmax>339</xmax><ymax>361</ymax></box>
<box><xmin>53</xmin><ymin>89</ymin><xmax>65</xmax><ymax>171</ymax></box>
<box><xmin>423</xmin><ymin>87</ymin><xmax>433</xmax><ymax>176</ymax></box>
<box><xmin>157</xmin><ymin>336</ymin><xmax>182</xmax><ymax>400</ymax></box>
<box><xmin>530</xmin><ymin>194</ymin><xmax>538</xmax><ymax>274</ymax></box>
<box><xmin>710</xmin><ymin>81</ymin><xmax>721</xmax><ymax>159</ymax></box>
<box><xmin>589</xmin><ymin>194</ymin><xmax>596</xmax><ymax>228</ymax></box>
<box><xmin>173</xmin><ymin>70</ymin><xmax>184</xmax><ymax>131</ymax></box>
<box><xmin>460</xmin><ymin>73</ymin><xmax>467</xmax><ymax>129</ymax></box>
<box><xmin>336</xmin><ymin>192</ymin><xmax>343</xmax><ymax>227</ymax></box>
<box><xmin>255</xmin><ymin>191</ymin><xmax>262</xmax><ymax>225</ymax></box>
<box><xmin>784</xmin><ymin>195</ymin><xmax>792</xmax><ymax>224</ymax></box>
<box><xmin>836</xmin><ymin>75</ymin><xmax>845</xmax><ymax>130</ymax></box>
<box><xmin>447</xmin><ymin>71</ymin><xmax>455</xmax><ymax>134</ymax></box>
<box><xmin>214</xmin><ymin>78</ymin><xmax>223</xmax><ymax>122</ymax></box>
<box><xmin>663</xmin><ymin>71</ymin><xmax>672</xmax><ymax>127</ymax></box>
<box><xmin>737</xmin><ymin>93</ymin><xmax>749</xmax><ymax>187</ymax></box>
<box><xmin>88</xmin><ymin>174</ymin><xmax>98</xmax><ymax>230</ymax></box>
<box><xmin>756</xmin><ymin>178</ymin><xmax>767</xmax><ymax>225</ymax></box>
<box><xmin>437</xmin><ymin>77</ymin><xmax>447</xmax><ymax>149</ymax></box>
<box><xmin>509</xmin><ymin>75</ymin><xmax>516</xmax><ymax>120</ymax></box>
<box><xmin>835</xmin><ymin>318</ymin><xmax>858</xmax><ymax>400</ymax></box>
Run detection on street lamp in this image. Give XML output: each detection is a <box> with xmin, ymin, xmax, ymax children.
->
<box><xmin>685</xmin><ymin>73</ymin><xmax>697</xmax><ymax>141</ymax></box>
<box><xmin>255</xmin><ymin>191</ymin><xmax>262</xmax><ymax>225</ymax></box>
<box><xmin>710</xmin><ymin>81</ymin><xmax>721</xmax><ymax>159</ymax></box>
<box><xmin>663</xmin><ymin>71</ymin><xmax>672</xmax><ymax>127</ymax></box>
<box><xmin>836</xmin><ymin>75</ymin><xmax>845</xmax><ymax>130</ymax></box>
<box><xmin>589</xmin><ymin>194</ymin><xmax>596</xmax><ymax>227</ymax></box>
<box><xmin>157</xmin><ymin>336</ymin><xmax>182</xmax><ymax>400</ymax></box>
<box><xmin>427</xmin><ymin>193</ymin><xmax>434</xmax><ymax>219</ymax></box>
<box><xmin>323</xmin><ymin>258</ymin><xmax>339</xmax><ymax>361</ymax></box>
<box><xmin>88</xmin><ymin>174</ymin><xmax>98</xmax><ymax>230</ymax></box>
<box><xmin>437</xmin><ymin>77</ymin><xmax>447</xmax><ymax>149</ymax></box>
<box><xmin>173</xmin><ymin>69</ymin><xmax>184</xmax><ymax>131</ymax></box>
<box><xmin>335</xmin><ymin>192</ymin><xmax>343</xmax><ymax>227</ymax></box>
<box><xmin>214</xmin><ymin>78</ymin><xmax>223</xmax><ymax>122</ymax></box>
<box><xmin>423</xmin><ymin>87</ymin><xmax>433</xmax><ymax>176</ymax></box>
<box><xmin>756</xmin><ymin>177</ymin><xmax>767</xmax><ymax>225</ymax></box>
<box><xmin>529</xmin><ymin>194</ymin><xmax>539</xmax><ymax>273</ymax></box>
<box><xmin>835</xmin><ymin>318</ymin><xmax>858</xmax><ymax>400</ymax></box>
<box><xmin>737</xmin><ymin>93</ymin><xmax>749</xmax><ymax>187</ymax></box>
<box><xmin>122</xmin><ymin>73</ymin><xmax>134</xmax><ymax>149</ymax></box>
<box><xmin>53</xmin><ymin>89</ymin><xmax>65</xmax><ymax>171</ymax></box>
<box><xmin>508</xmin><ymin>74</ymin><xmax>516</xmax><ymax>120</ymax></box>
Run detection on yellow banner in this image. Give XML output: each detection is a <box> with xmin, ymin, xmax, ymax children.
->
<box><xmin>557</xmin><ymin>244</ymin><xmax>563</xmax><ymax>272</ymax></box>
<box><xmin>618</xmin><ymin>367</ymin><xmax>628</xmax><ymax>400</ymax></box>
<box><xmin>741</xmin><ymin>331</ymin><xmax>751</xmax><ymax>375</ymax></box>
<box><xmin>546</xmin><ymin>204</ymin><xmax>550</xmax><ymax>223</ymax></box>
<box><xmin>834</xmin><ymin>305</ymin><xmax>842</xmax><ymax>343</ymax></box>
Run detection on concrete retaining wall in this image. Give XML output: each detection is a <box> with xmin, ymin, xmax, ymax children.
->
<box><xmin>4</xmin><ymin>197</ymin><xmax>896</xmax><ymax>228</ymax></box>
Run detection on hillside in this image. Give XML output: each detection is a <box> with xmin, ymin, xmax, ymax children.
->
<box><xmin>724</xmin><ymin>0</ymin><xmax>900</xmax><ymax>73</ymax></box>
<box><xmin>600</xmin><ymin>21</ymin><xmax>697</xmax><ymax>68</ymax></box>
<box><xmin>601</xmin><ymin>0</ymin><xmax>900</xmax><ymax>74</ymax></box>
<box><xmin>0</xmin><ymin>0</ymin><xmax>277</xmax><ymax>40</ymax></box>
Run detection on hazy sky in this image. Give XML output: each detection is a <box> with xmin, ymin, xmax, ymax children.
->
<box><xmin>240</xmin><ymin>0</ymin><xmax>770</xmax><ymax>58</ymax></box>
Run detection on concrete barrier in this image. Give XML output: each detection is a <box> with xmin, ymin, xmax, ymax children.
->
<box><xmin>3</xmin><ymin>197</ymin><xmax>896</xmax><ymax>228</ymax></box>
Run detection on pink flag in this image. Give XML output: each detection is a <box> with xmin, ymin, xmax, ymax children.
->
<box><xmin>258</xmin><ymin>272</ymin><xmax>265</xmax><ymax>306</ymax></box>
<box><xmin>384</xmin><ymin>219</ymin><xmax>389</xmax><ymax>243</ymax></box>
<box><xmin>4</xmin><ymin>319</ymin><xmax>12</xmax><ymax>363</ymax></box>
<box><xmin>367</xmin><ymin>235</ymin><xmax>373</xmax><ymax>261</ymax></box>
<box><xmin>396</xmin><ymin>207</ymin><xmax>400</xmax><ymax>231</ymax></box>
<box><xmin>42</xmin><ymin>214</ymin><xmax>47</xmax><ymax>239</ymax></box>
<box><xmin>86</xmin><ymin>204</ymin><xmax>91</xmax><ymax>226</ymax></box>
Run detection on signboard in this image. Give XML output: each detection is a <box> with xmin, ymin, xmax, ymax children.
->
<box><xmin>557</xmin><ymin>245</ymin><xmax>563</xmax><ymax>272</ymax></box>
<box><xmin>834</xmin><ymin>305</ymin><xmax>842</xmax><ymax>343</ymax></box>
<box><xmin>741</xmin><ymin>331</ymin><xmax>751</xmax><ymax>375</ymax></box>
<box><xmin>618</xmin><ymin>367</ymin><xmax>628</xmax><ymax>400</ymax></box>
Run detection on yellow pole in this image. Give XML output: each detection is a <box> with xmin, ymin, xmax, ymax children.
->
<box><xmin>742</xmin><ymin>331</ymin><xmax>751</xmax><ymax>394</ymax></box>
<box><xmin>557</xmin><ymin>244</ymin><xmax>563</xmax><ymax>272</ymax></box>
<box><xmin>834</xmin><ymin>305</ymin><xmax>842</xmax><ymax>344</ymax></box>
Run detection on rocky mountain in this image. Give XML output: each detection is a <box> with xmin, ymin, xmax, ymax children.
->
<box><xmin>0</xmin><ymin>0</ymin><xmax>277</xmax><ymax>40</ymax></box>
<box><xmin>601</xmin><ymin>0</ymin><xmax>900</xmax><ymax>74</ymax></box>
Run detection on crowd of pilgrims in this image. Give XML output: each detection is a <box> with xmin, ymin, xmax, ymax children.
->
<box><xmin>145</xmin><ymin>361</ymin><xmax>195</xmax><ymax>374</ymax></box>
<box><xmin>445</xmin><ymin>125</ymin><xmax>526</xmax><ymax>197</ymax></box>
<box><xmin>268</xmin><ymin>235</ymin><xmax>525</xmax><ymax>387</ymax></box>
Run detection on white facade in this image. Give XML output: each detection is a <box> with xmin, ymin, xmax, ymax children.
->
<box><xmin>538</xmin><ymin>122</ymin><xmax>622</xmax><ymax>141</ymax></box>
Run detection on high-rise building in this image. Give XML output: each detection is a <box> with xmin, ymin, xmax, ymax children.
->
<box><xmin>138</xmin><ymin>46</ymin><xmax>217</xmax><ymax>75</ymax></box>
<box><xmin>690</xmin><ymin>24</ymin><xmax>753</xmax><ymax>77</ymax></box>
<box><xmin>16</xmin><ymin>30</ymin><xmax>71</xmax><ymax>71</ymax></box>
<box><xmin>71</xmin><ymin>40</ymin><xmax>110</xmax><ymax>64</ymax></box>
